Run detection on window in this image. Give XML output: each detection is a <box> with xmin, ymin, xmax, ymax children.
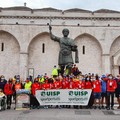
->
<box><xmin>1</xmin><ymin>43</ymin><xmax>4</xmax><ymax>51</ymax></box>
<box><xmin>42</xmin><ymin>43</ymin><xmax>45</xmax><ymax>53</ymax></box>
<box><xmin>83</xmin><ymin>45</ymin><xmax>85</xmax><ymax>54</ymax></box>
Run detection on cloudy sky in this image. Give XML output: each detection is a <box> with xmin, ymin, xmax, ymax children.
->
<box><xmin>0</xmin><ymin>0</ymin><xmax>120</xmax><ymax>11</ymax></box>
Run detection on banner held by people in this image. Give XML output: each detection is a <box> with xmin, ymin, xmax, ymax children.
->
<box><xmin>36</xmin><ymin>89</ymin><xmax>92</xmax><ymax>105</ymax></box>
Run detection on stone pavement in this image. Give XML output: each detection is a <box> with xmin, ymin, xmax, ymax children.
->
<box><xmin>0</xmin><ymin>105</ymin><xmax>120</xmax><ymax>120</ymax></box>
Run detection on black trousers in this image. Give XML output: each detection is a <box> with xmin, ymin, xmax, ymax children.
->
<box><xmin>7</xmin><ymin>95</ymin><xmax>12</xmax><ymax>107</ymax></box>
<box><xmin>30</xmin><ymin>94</ymin><xmax>40</xmax><ymax>107</ymax></box>
<box><xmin>107</xmin><ymin>92</ymin><xmax>114</xmax><ymax>108</ymax></box>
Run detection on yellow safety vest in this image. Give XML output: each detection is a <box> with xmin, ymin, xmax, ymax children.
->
<box><xmin>24</xmin><ymin>81</ymin><xmax>32</xmax><ymax>91</ymax></box>
<box><xmin>39</xmin><ymin>77</ymin><xmax>45</xmax><ymax>83</ymax></box>
<box><xmin>52</xmin><ymin>68</ymin><xmax>58</xmax><ymax>76</ymax></box>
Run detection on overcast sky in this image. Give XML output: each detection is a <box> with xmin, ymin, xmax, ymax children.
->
<box><xmin>0</xmin><ymin>0</ymin><xmax>120</xmax><ymax>11</ymax></box>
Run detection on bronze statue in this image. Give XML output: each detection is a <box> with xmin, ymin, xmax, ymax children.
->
<box><xmin>49</xmin><ymin>25</ymin><xmax>79</xmax><ymax>75</ymax></box>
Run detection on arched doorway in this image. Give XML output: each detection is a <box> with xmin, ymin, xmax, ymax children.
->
<box><xmin>117</xmin><ymin>56</ymin><xmax>120</xmax><ymax>74</ymax></box>
<box><xmin>75</xmin><ymin>33</ymin><xmax>102</xmax><ymax>75</ymax></box>
<box><xmin>0</xmin><ymin>31</ymin><xmax>20</xmax><ymax>79</ymax></box>
<box><xmin>28</xmin><ymin>32</ymin><xmax>59</xmax><ymax>77</ymax></box>
<box><xmin>110</xmin><ymin>36</ymin><xmax>120</xmax><ymax>76</ymax></box>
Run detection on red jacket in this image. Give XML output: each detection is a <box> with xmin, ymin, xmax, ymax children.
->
<box><xmin>74</xmin><ymin>81</ymin><xmax>82</xmax><ymax>89</ymax></box>
<box><xmin>4</xmin><ymin>83</ymin><xmax>13</xmax><ymax>95</ymax></box>
<box><xmin>83</xmin><ymin>81</ymin><xmax>93</xmax><ymax>89</ymax></box>
<box><xmin>107</xmin><ymin>79</ymin><xmax>117</xmax><ymax>92</ymax></box>
<box><xmin>32</xmin><ymin>82</ymin><xmax>41</xmax><ymax>95</ymax></box>
<box><xmin>62</xmin><ymin>80</ymin><xmax>69</xmax><ymax>89</ymax></box>
<box><xmin>69</xmin><ymin>81</ymin><xmax>76</xmax><ymax>89</ymax></box>
<box><xmin>42</xmin><ymin>83</ymin><xmax>50</xmax><ymax>90</ymax></box>
<box><xmin>92</xmin><ymin>80</ymin><xmax>101</xmax><ymax>93</ymax></box>
<box><xmin>53</xmin><ymin>81</ymin><xmax>62</xmax><ymax>89</ymax></box>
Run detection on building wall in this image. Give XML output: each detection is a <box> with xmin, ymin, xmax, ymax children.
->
<box><xmin>75</xmin><ymin>34</ymin><xmax>102</xmax><ymax>75</ymax></box>
<box><xmin>0</xmin><ymin>7</ymin><xmax>120</xmax><ymax>80</ymax></box>
<box><xmin>0</xmin><ymin>30</ymin><xmax>20</xmax><ymax>79</ymax></box>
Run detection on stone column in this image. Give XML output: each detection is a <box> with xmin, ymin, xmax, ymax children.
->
<box><xmin>19</xmin><ymin>52</ymin><xmax>28</xmax><ymax>81</ymax></box>
<box><xmin>113</xmin><ymin>65</ymin><xmax>119</xmax><ymax>76</ymax></box>
<box><xmin>102</xmin><ymin>54</ymin><xmax>111</xmax><ymax>74</ymax></box>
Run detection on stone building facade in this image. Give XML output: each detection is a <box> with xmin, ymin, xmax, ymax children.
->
<box><xmin>0</xmin><ymin>6</ymin><xmax>120</xmax><ymax>80</ymax></box>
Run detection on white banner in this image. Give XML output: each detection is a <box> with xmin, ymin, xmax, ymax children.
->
<box><xmin>36</xmin><ymin>89</ymin><xmax>92</xmax><ymax>105</ymax></box>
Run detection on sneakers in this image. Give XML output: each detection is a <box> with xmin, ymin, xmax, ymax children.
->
<box><xmin>106</xmin><ymin>107</ymin><xmax>110</xmax><ymax>110</ymax></box>
<box><xmin>101</xmin><ymin>106</ymin><xmax>105</xmax><ymax>109</ymax></box>
<box><xmin>106</xmin><ymin>106</ymin><xmax>114</xmax><ymax>110</ymax></box>
<box><xmin>37</xmin><ymin>106</ymin><xmax>40</xmax><ymax>109</ymax></box>
<box><xmin>7</xmin><ymin>106</ymin><xmax>11</xmax><ymax>109</ymax></box>
<box><xmin>44</xmin><ymin>106</ymin><xmax>48</xmax><ymax>109</ymax></box>
<box><xmin>111</xmin><ymin>107</ymin><xmax>114</xmax><ymax>110</ymax></box>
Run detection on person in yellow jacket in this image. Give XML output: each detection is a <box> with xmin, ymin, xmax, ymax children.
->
<box><xmin>52</xmin><ymin>65</ymin><xmax>58</xmax><ymax>78</ymax></box>
<box><xmin>24</xmin><ymin>78</ymin><xmax>32</xmax><ymax>93</ymax></box>
<box><xmin>38</xmin><ymin>75</ymin><xmax>45</xmax><ymax>84</ymax></box>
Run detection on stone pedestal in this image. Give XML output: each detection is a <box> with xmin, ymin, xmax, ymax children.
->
<box><xmin>19</xmin><ymin>52</ymin><xmax>28</xmax><ymax>81</ymax></box>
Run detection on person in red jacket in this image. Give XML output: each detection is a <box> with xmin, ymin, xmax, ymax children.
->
<box><xmin>106</xmin><ymin>74</ymin><xmax>117</xmax><ymax>110</ymax></box>
<box><xmin>62</xmin><ymin>76</ymin><xmax>69</xmax><ymax>89</ymax></box>
<box><xmin>92</xmin><ymin>75</ymin><xmax>102</xmax><ymax>109</ymax></box>
<box><xmin>4</xmin><ymin>78</ymin><xmax>14</xmax><ymax>109</ymax></box>
<box><xmin>31</xmin><ymin>78</ymin><xmax>41</xmax><ymax>109</ymax></box>
<box><xmin>42</xmin><ymin>79</ymin><xmax>50</xmax><ymax>90</ymax></box>
<box><xmin>68</xmin><ymin>77</ymin><xmax>75</xmax><ymax>89</ymax></box>
<box><xmin>74</xmin><ymin>77</ymin><xmax>82</xmax><ymax>89</ymax></box>
<box><xmin>53</xmin><ymin>78</ymin><xmax>62</xmax><ymax>89</ymax></box>
<box><xmin>48</xmin><ymin>78</ymin><xmax>54</xmax><ymax>89</ymax></box>
<box><xmin>84</xmin><ymin>76</ymin><xmax>93</xmax><ymax>109</ymax></box>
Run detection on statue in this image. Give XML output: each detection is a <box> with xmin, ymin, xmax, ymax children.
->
<box><xmin>49</xmin><ymin>25</ymin><xmax>79</xmax><ymax>76</ymax></box>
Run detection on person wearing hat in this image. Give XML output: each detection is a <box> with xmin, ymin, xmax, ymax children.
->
<box><xmin>52</xmin><ymin>65</ymin><xmax>59</xmax><ymax>79</ymax></box>
<box><xmin>4</xmin><ymin>78</ymin><xmax>14</xmax><ymax>109</ymax></box>
<box><xmin>24</xmin><ymin>77</ymin><xmax>32</xmax><ymax>93</ymax></box>
<box><xmin>39</xmin><ymin>75</ymin><xmax>45</xmax><ymax>84</ymax></box>
<box><xmin>101</xmin><ymin>75</ymin><xmax>107</xmax><ymax>109</ymax></box>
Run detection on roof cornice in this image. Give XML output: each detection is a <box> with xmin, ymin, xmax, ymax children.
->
<box><xmin>0</xmin><ymin>15</ymin><xmax>120</xmax><ymax>21</ymax></box>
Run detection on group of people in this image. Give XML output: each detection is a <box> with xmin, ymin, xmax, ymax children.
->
<box><xmin>0</xmin><ymin>65</ymin><xmax>120</xmax><ymax>110</ymax></box>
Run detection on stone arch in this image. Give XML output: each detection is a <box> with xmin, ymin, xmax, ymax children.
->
<box><xmin>110</xmin><ymin>36</ymin><xmax>120</xmax><ymax>75</ymax></box>
<box><xmin>74</xmin><ymin>33</ymin><xmax>102</xmax><ymax>75</ymax></box>
<box><xmin>110</xmin><ymin>35</ymin><xmax>120</xmax><ymax>57</ymax></box>
<box><xmin>28</xmin><ymin>32</ymin><xmax>59</xmax><ymax>77</ymax></box>
<box><xmin>117</xmin><ymin>56</ymin><xmax>120</xmax><ymax>65</ymax></box>
<box><xmin>0</xmin><ymin>30</ymin><xmax>20</xmax><ymax>79</ymax></box>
